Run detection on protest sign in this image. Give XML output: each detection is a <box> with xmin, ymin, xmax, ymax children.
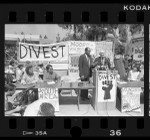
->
<box><xmin>131</xmin><ymin>37</ymin><xmax>144</xmax><ymax>62</ymax></box>
<box><xmin>133</xmin><ymin>47</ymin><xmax>144</xmax><ymax>62</ymax></box>
<box><xmin>68</xmin><ymin>41</ymin><xmax>95</xmax><ymax>79</ymax></box>
<box><xmin>121</xmin><ymin>87</ymin><xmax>142</xmax><ymax>112</ymax></box>
<box><xmin>97</xmin><ymin>72</ymin><xmax>117</xmax><ymax>102</ymax></box>
<box><xmin>38</xmin><ymin>88</ymin><xmax>59</xmax><ymax>111</ymax></box>
<box><xmin>68</xmin><ymin>41</ymin><xmax>95</xmax><ymax>55</ymax></box>
<box><xmin>19</xmin><ymin>42</ymin><xmax>68</xmax><ymax>63</ymax></box>
<box><xmin>68</xmin><ymin>55</ymin><xmax>80</xmax><ymax>81</ymax></box>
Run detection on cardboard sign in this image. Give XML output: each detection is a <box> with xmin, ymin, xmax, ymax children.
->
<box><xmin>121</xmin><ymin>87</ymin><xmax>142</xmax><ymax>112</ymax></box>
<box><xmin>19</xmin><ymin>42</ymin><xmax>68</xmax><ymax>63</ymax></box>
<box><xmin>133</xmin><ymin>47</ymin><xmax>144</xmax><ymax>62</ymax></box>
<box><xmin>68</xmin><ymin>55</ymin><xmax>80</xmax><ymax>81</ymax></box>
<box><xmin>97</xmin><ymin>73</ymin><xmax>117</xmax><ymax>102</ymax></box>
<box><xmin>38</xmin><ymin>88</ymin><xmax>59</xmax><ymax>111</ymax></box>
<box><xmin>131</xmin><ymin>37</ymin><xmax>144</xmax><ymax>62</ymax></box>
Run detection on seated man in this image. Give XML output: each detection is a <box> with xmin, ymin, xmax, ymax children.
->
<box><xmin>23</xmin><ymin>99</ymin><xmax>55</xmax><ymax>116</ymax></box>
<box><xmin>43</xmin><ymin>64</ymin><xmax>61</xmax><ymax>83</ymax></box>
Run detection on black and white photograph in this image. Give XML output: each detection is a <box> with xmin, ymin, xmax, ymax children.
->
<box><xmin>4</xmin><ymin>24</ymin><xmax>144</xmax><ymax>116</ymax></box>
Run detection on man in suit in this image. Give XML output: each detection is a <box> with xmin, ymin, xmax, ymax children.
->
<box><xmin>79</xmin><ymin>47</ymin><xmax>93</xmax><ymax>100</ymax></box>
<box><xmin>94</xmin><ymin>50</ymin><xmax>111</xmax><ymax>70</ymax></box>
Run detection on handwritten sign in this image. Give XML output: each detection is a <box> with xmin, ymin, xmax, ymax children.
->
<box><xmin>97</xmin><ymin>72</ymin><xmax>117</xmax><ymax>102</ymax></box>
<box><xmin>133</xmin><ymin>47</ymin><xmax>144</xmax><ymax>62</ymax></box>
<box><xmin>38</xmin><ymin>88</ymin><xmax>59</xmax><ymax>111</ymax></box>
<box><xmin>68</xmin><ymin>41</ymin><xmax>95</xmax><ymax>55</ymax></box>
<box><xmin>131</xmin><ymin>37</ymin><xmax>144</xmax><ymax>62</ymax></box>
<box><xmin>19</xmin><ymin>42</ymin><xmax>68</xmax><ymax>62</ymax></box>
<box><xmin>121</xmin><ymin>87</ymin><xmax>142</xmax><ymax>112</ymax></box>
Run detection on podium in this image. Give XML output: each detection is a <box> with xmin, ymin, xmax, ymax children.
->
<box><xmin>91</xmin><ymin>69</ymin><xmax>117</xmax><ymax>111</ymax></box>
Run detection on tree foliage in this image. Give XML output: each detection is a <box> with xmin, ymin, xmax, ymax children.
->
<box><xmin>59</xmin><ymin>24</ymin><xmax>143</xmax><ymax>42</ymax></box>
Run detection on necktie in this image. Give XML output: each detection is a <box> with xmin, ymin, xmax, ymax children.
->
<box><xmin>87</xmin><ymin>56</ymin><xmax>90</xmax><ymax>67</ymax></box>
<box><xmin>88</xmin><ymin>57</ymin><xmax>90</xmax><ymax>67</ymax></box>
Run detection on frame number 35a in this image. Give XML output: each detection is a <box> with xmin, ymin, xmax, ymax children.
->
<box><xmin>110</xmin><ymin>130</ymin><xmax>121</xmax><ymax>136</ymax></box>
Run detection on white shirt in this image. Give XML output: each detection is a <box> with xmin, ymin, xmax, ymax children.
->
<box><xmin>16</xmin><ymin>68</ymin><xmax>23</xmax><ymax>81</ymax></box>
<box><xmin>23</xmin><ymin>99</ymin><xmax>55</xmax><ymax>116</ymax></box>
<box><xmin>39</xmin><ymin>67</ymin><xmax>44</xmax><ymax>75</ymax></box>
<box><xmin>128</xmin><ymin>70</ymin><xmax>140</xmax><ymax>81</ymax></box>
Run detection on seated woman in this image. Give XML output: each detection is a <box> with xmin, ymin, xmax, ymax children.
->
<box><xmin>128</xmin><ymin>66</ymin><xmax>140</xmax><ymax>81</ymax></box>
<box><xmin>21</xmin><ymin>65</ymin><xmax>39</xmax><ymax>85</ymax></box>
<box><xmin>43</xmin><ymin>64</ymin><xmax>61</xmax><ymax>83</ymax></box>
<box><xmin>16</xmin><ymin>64</ymin><xmax>24</xmax><ymax>83</ymax></box>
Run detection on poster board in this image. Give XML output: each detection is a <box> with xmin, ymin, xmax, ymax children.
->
<box><xmin>38</xmin><ymin>88</ymin><xmax>59</xmax><ymax>111</ymax></box>
<box><xmin>68</xmin><ymin>41</ymin><xmax>95</xmax><ymax>55</ymax></box>
<box><xmin>131</xmin><ymin>37</ymin><xmax>144</xmax><ymax>63</ymax></box>
<box><xmin>121</xmin><ymin>87</ymin><xmax>142</xmax><ymax>112</ymax></box>
<box><xmin>97</xmin><ymin>72</ymin><xmax>117</xmax><ymax>102</ymax></box>
<box><xmin>68</xmin><ymin>54</ymin><xmax>80</xmax><ymax>81</ymax></box>
<box><xmin>68</xmin><ymin>41</ymin><xmax>96</xmax><ymax>80</ymax></box>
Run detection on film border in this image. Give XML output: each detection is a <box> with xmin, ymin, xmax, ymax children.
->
<box><xmin>0</xmin><ymin>3</ymin><xmax>149</xmax><ymax>137</ymax></box>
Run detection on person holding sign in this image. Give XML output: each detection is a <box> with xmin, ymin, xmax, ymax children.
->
<box><xmin>21</xmin><ymin>65</ymin><xmax>39</xmax><ymax>85</ymax></box>
<box><xmin>93</xmin><ymin>50</ymin><xmax>111</xmax><ymax>71</ymax></box>
<box><xmin>43</xmin><ymin>64</ymin><xmax>61</xmax><ymax>83</ymax></box>
<box><xmin>79</xmin><ymin>47</ymin><xmax>94</xmax><ymax>100</ymax></box>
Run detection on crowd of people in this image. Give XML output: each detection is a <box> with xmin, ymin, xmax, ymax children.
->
<box><xmin>4</xmin><ymin>47</ymin><xmax>144</xmax><ymax>116</ymax></box>
<box><xmin>78</xmin><ymin>47</ymin><xmax>144</xmax><ymax>100</ymax></box>
<box><xmin>5</xmin><ymin>61</ymin><xmax>61</xmax><ymax>116</ymax></box>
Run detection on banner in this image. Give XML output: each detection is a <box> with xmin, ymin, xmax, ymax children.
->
<box><xmin>38</xmin><ymin>88</ymin><xmax>59</xmax><ymax>111</ymax></box>
<box><xmin>68</xmin><ymin>41</ymin><xmax>95</xmax><ymax>55</ymax></box>
<box><xmin>121</xmin><ymin>87</ymin><xmax>142</xmax><ymax>112</ymax></box>
<box><xmin>95</xmin><ymin>41</ymin><xmax>114</xmax><ymax>63</ymax></box>
<box><xmin>97</xmin><ymin>72</ymin><xmax>117</xmax><ymax>102</ymax></box>
<box><xmin>19</xmin><ymin>42</ymin><xmax>68</xmax><ymax>63</ymax></box>
<box><xmin>68</xmin><ymin>41</ymin><xmax>95</xmax><ymax>79</ymax></box>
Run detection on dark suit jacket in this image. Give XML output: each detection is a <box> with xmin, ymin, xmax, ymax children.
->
<box><xmin>79</xmin><ymin>54</ymin><xmax>93</xmax><ymax>79</ymax></box>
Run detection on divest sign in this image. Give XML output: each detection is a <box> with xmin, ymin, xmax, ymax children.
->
<box><xmin>19</xmin><ymin>42</ymin><xmax>68</xmax><ymax>63</ymax></box>
<box><xmin>97</xmin><ymin>73</ymin><xmax>117</xmax><ymax>102</ymax></box>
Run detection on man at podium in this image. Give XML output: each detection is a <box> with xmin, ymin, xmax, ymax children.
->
<box><xmin>93</xmin><ymin>50</ymin><xmax>111</xmax><ymax>71</ymax></box>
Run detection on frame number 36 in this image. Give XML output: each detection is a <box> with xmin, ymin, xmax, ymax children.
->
<box><xmin>110</xmin><ymin>130</ymin><xmax>121</xmax><ymax>136</ymax></box>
